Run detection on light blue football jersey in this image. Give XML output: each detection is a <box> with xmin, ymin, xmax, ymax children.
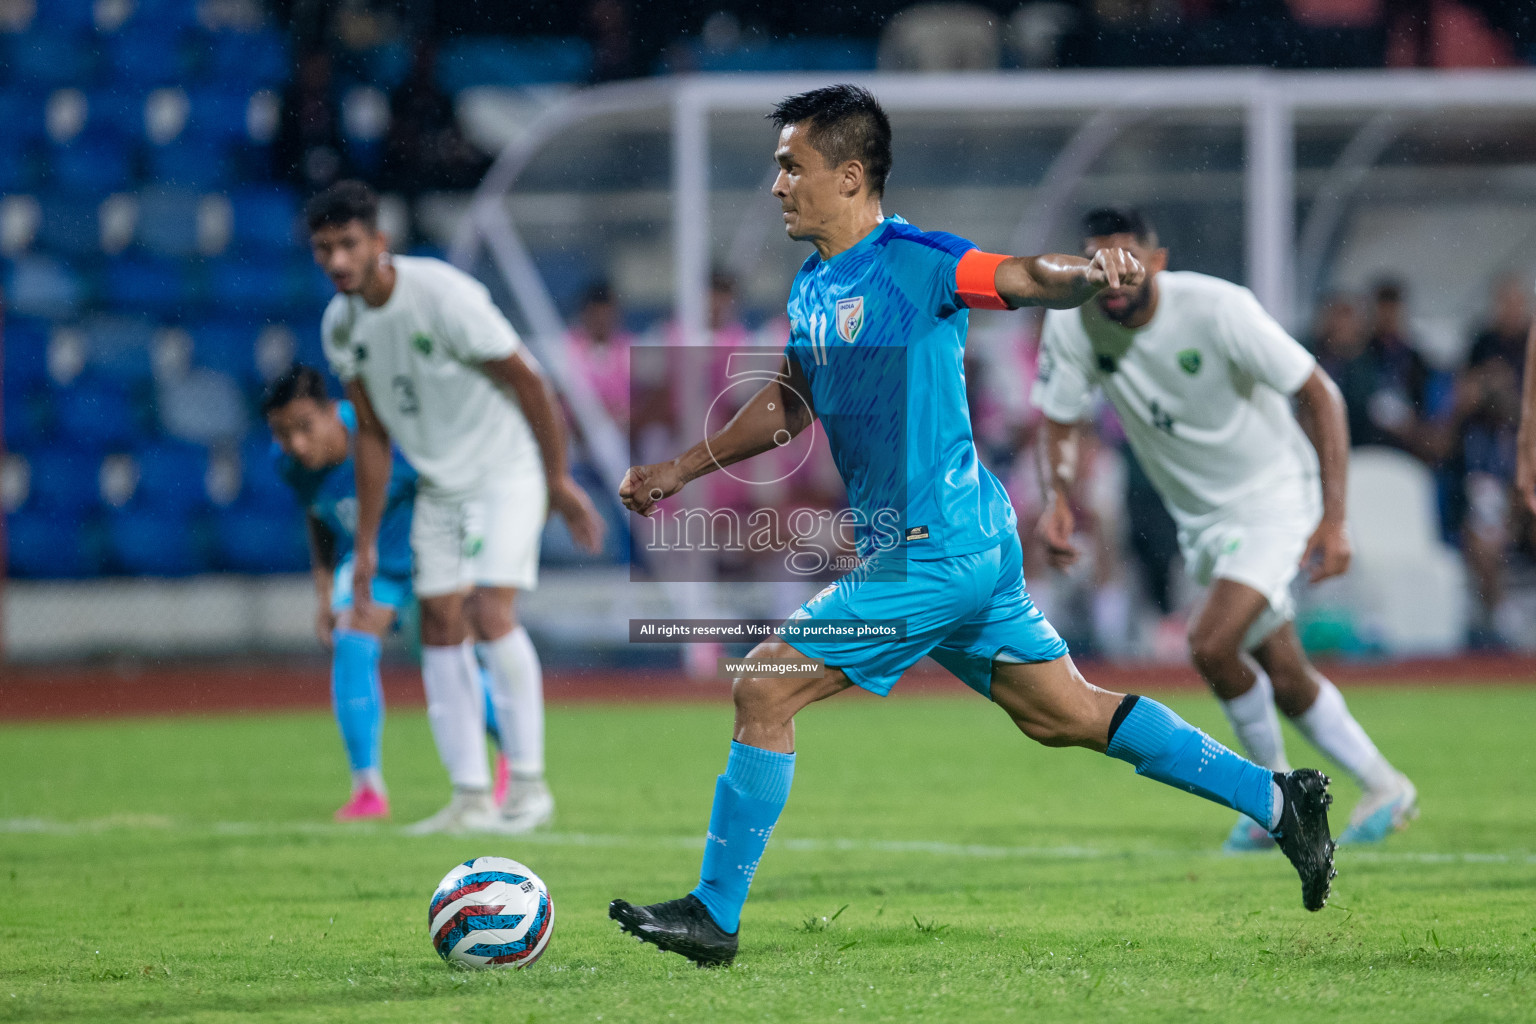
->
<box><xmin>784</xmin><ymin>216</ymin><xmax>1015</xmax><ymax>560</ymax></box>
<box><xmin>274</xmin><ymin>400</ymin><xmax>417</xmax><ymax>580</ymax></box>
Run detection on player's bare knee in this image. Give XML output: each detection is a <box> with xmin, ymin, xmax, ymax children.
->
<box><xmin>419</xmin><ymin>596</ymin><xmax>467</xmax><ymax>646</ymax></box>
<box><xmin>1188</xmin><ymin>626</ymin><xmax>1239</xmax><ymax>677</ymax></box>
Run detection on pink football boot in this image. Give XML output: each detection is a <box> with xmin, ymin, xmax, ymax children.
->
<box><xmin>334</xmin><ymin>786</ymin><xmax>390</xmax><ymax>822</ymax></box>
<box><xmin>493</xmin><ymin>752</ymin><xmax>512</xmax><ymax>806</ymax></box>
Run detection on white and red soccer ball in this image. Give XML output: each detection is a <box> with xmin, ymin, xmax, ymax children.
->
<box><xmin>428</xmin><ymin>856</ymin><xmax>553</xmax><ymax>969</ymax></box>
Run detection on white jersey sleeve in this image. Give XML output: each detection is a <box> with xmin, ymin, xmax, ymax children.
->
<box><xmin>1031</xmin><ymin>309</ymin><xmax>1098</xmax><ymax>423</ymax></box>
<box><xmin>1215</xmin><ymin>285</ymin><xmax>1316</xmax><ymax>396</ymax></box>
<box><xmin>435</xmin><ymin>271</ymin><xmax>522</xmax><ymax>365</ymax></box>
<box><xmin>320</xmin><ymin>295</ymin><xmax>358</xmax><ymax>382</ymax></box>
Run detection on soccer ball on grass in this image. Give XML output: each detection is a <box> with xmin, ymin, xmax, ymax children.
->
<box><xmin>428</xmin><ymin>856</ymin><xmax>553</xmax><ymax>968</ymax></box>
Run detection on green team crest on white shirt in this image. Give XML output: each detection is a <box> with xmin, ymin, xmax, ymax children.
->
<box><xmin>413</xmin><ymin>333</ymin><xmax>433</xmax><ymax>356</ymax></box>
<box><xmin>1178</xmin><ymin>348</ymin><xmax>1202</xmax><ymax>375</ymax></box>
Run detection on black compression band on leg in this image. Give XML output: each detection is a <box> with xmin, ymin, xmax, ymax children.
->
<box><xmin>1106</xmin><ymin>694</ymin><xmax>1142</xmax><ymax>746</ymax></box>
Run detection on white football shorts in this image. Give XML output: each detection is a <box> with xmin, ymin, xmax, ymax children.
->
<box><xmin>1179</xmin><ymin>477</ymin><xmax>1322</xmax><ymax>651</ymax></box>
<box><xmin>410</xmin><ymin>472</ymin><xmax>548</xmax><ymax>598</ymax></box>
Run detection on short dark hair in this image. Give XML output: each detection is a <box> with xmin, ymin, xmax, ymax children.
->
<box><xmin>1373</xmin><ymin>279</ymin><xmax>1404</xmax><ymax>304</ymax></box>
<box><xmin>1082</xmin><ymin>206</ymin><xmax>1159</xmax><ymax>247</ymax></box>
<box><xmin>305</xmin><ymin>180</ymin><xmax>379</xmax><ymax>233</ymax></box>
<box><xmin>261</xmin><ymin>363</ymin><xmax>330</xmax><ymax>416</ymax></box>
<box><xmin>769</xmin><ymin>84</ymin><xmax>893</xmax><ymax>197</ymax></box>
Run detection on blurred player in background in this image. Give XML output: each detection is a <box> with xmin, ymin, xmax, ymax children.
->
<box><xmin>1034</xmin><ymin>207</ymin><xmax>1416</xmax><ymax>851</ymax></box>
<box><xmin>263</xmin><ymin>364</ymin><xmax>512</xmax><ymax>821</ymax></box>
<box><xmin>1518</xmin><ymin>307</ymin><xmax>1536</xmax><ymax>516</ymax></box>
<box><xmin>609</xmin><ymin>86</ymin><xmax>1335</xmax><ymax>968</ymax></box>
<box><xmin>307</xmin><ymin>181</ymin><xmax>605</xmax><ymax>836</ymax></box>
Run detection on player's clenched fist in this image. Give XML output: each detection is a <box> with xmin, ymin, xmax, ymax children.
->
<box><xmin>620</xmin><ymin>462</ymin><xmax>685</xmax><ymax>517</ymax></box>
<box><xmin>1086</xmin><ymin>248</ymin><xmax>1144</xmax><ymax>291</ymax></box>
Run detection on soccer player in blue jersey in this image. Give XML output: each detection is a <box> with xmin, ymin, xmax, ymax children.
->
<box><xmin>609</xmin><ymin>85</ymin><xmax>1335</xmax><ymax>966</ymax></box>
<box><xmin>263</xmin><ymin>365</ymin><xmax>507</xmax><ymax>820</ymax></box>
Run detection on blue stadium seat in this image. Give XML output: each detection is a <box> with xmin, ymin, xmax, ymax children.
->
<box><xmin>135</xmin><ymin>189</ymin><xmax>203</xmax><ymax>256</ymax></box>
<box><xmin>211</xmin><ymin>505</ymin><xmax>308</xmax><ymax>572</ymax></box>
<box><xmin>685</xmin><ymin>39</ymin><xmax>878</xmax><ymax>74</ymax></box>
<box><xmin>128</xmin><ymin>0</ymin><xmax>200</xmax><ymax>32</ymax></box>
<box><xmin>105</xmin><ymin>507</ymin><xmax>206</xmax><ymax>575</ymax></box>
<box><xmin>3</xmin><ymin>317</ymin><xmax>52</xmax><ymax>395</ymax></box>
<box><xmin>53</xmin><ymin>381</ymin><xmax>138</xmax><ymax>449</ymax></box>
<box><xmin>238</xmin><ymin>435</ymin><xmax>294</xmax><ymax>512</ymax></box>
<box><xmin>132</xmin><ymin>441</ymin><xmax>210</xmax><ymax>512</ymax></box>
<box><xmin>206</xmin><ymin>30</ymin><xmax>289</xmax><ymax>89</ymax></box>
<box><xmin>438</xmin><ymin>37</ymin><xmax>593</xmax><ymax>91</ymax></box>
<box><xmin>228</xmin><ymin>186</ymin><xmax>299</xmax><ymax>252</ymax></box>
<box><xmin>0</xmin><ymin>143</ymin><xmax>28</xmax><ymax>191</ymax></box>
<box><xmin>47</xmin><ymin>132</ymin><xmax>133</xmax><ymax>193</ymax></box>
<box><xmin>206</xmin><ymin>259</ymin><xmax>293</xmax><ymax>315</ymax></box>
<box><xmin>186</xmin><ymin>89</ymin><xmax>256</xmax><ymax>143</ymax></box>
<box><xmin>4</xmin><ymin>393</ymin><xmax>52</xmax><ymax>449</ymax></box>
<box><xmin>102</xmin><ymin>256</ymin><xmax>195</xmax><ymax>314</ymax></box>
<box><xmin>31</xmin><ymin>0</ymin><xmax>95</xmax><ymax>32</ymax></box>
<box><xmin>105</xmin><ymin>27</ymin><xmax>194</xmax><ymax>88</ymax></box>
<box><xmin>190</xmin><ymin>319</ymin><xmax>259</xmax><ymax>383</ymax></box>
<box><xmin>5</xmin><ymin>32</ymin><xmax>94</xmax><ymax>89</ymax></box>
<box><xmin>0</xmin><ymin>92</ymin><xmax>47</xmax><ymax>146</ymax></box>
<box><xmin>83</xmin><ymin>316</ymin><xmax>158</xmax><ymax>385</ymax></box>
<box><xmin>25</xmin><ymin>447</ymin><xmax>103</xmax><ymax>513</ymax></box>
<box><xmin>3</xmin><ymin>256</ymin><xmax>86</xmax><ymax>319</ymax></box>
<box><xmin>35</xmin><ymin>196</ymin><xmax>102</xmax><ymax>257</ymax></box>
<box><xmin>147</xmin><ymin>137</ymin><xmax>230</xmax><ymax>190</ymax></box>
<box><xmin>86</xmin><ymin>89</ymin><xmax>146</xmax><ymax>140</ymax></box>
<box><xmin>6</xmin><ymin>509</ymin><xmax>99</xmax><ymax>578</ymax></box>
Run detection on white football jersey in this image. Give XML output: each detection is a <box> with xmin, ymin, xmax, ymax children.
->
<box><xmin>1033</xmin><ymin>271</ymin><xmax>1318</xmax><ymax>532</ymax></box>
<box><xmin>322</xmin><ymin>255</ymin><xmax>541</xmax><ymax>497</ymax></box>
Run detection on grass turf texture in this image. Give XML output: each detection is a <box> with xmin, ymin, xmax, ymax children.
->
<box><xmin>2</xmin><ymin>686</ymin><xmax>1534</xmax><ymax>1023</ymax></box>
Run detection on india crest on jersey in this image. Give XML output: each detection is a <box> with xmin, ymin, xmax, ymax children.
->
<box><xmin>835</xmin><ymin>296</ymin><xmax>865</xmax><ymax>343</ymax></box>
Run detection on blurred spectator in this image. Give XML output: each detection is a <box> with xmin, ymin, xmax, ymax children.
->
<box><xmin>273</xmin><ymin>49</ymin><xmax>348</xmax><ymax>190</ymax></box>
<box><xmin>1387</xmin><ymin>0</ymin><xmax>1519</xmax><ymax>68</ymax></box>
<box><xmin>588</xmin><ymin>0</ymin><xmax>639</xmax><ymax>81</ymax></box>
<box><xmin>380</xmin><ymin>40</ymin><xmax>492</xmax><ymax>194</ymax></box>
<box><xmin>878</xmin><ymin>4</ymin><xmax>1002</xmax><ymax>71</ymax></box>
<box><xmin>1354</xmin><ymin>280</ymin><xmax>1445</xmax><ymax>462</ymax></box>
<box><xmin>1309</xmin><ymin>293</ymin><xmax>1380</xmax><ymax>448</ymax></box>
<box><xmin>1441</xmin><ymin>276</ymin><xmax>1533</xmax><ymax>644</ymax></box>
<box><xmin>564</xmin><ymin>281</ymin><xmax>634</xmax><ymax>430</ymax></box>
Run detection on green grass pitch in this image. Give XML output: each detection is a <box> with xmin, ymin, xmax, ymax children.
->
<box><xmin>2</xmin><ymin>684</ymin><xmax>1534</xmax><ymax>1023</ymax></box>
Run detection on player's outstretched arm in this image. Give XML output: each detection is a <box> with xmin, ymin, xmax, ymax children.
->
<box><xmin>1517</xmin><ymin>317</ymin><xmax>1536</xmax><ymax>516</ymax></box>
<box><xmin>482</xmin><ymin>352</ymin><xmax>607</xmax><ymax>554</ymax></box>
<box><xmin>620</xmin><ymin>355</ymin><xmax>813</xmax><ymax>518</ymax></box>
<box><xmin>993</xmin><ymin>248</ymin><xmax>1145</xmax><ymax>310</ymax></box>
<box><xmin>304</xmin><ymin>513</ymin><xmax>338</xmax><ymax>649</ymax></box>
<box><xmin>346</xmin><ymin>379</ymin><xmax>391</xmax><ymax>615</ymax></box>
<box><xmin>1294</xmin><ymin>366</ymin><xmax>1353</xmax><ymax>582</ymax></box>
<box><xmin>1036</xmin><ymin>418</ymin><xmax>1083</xmax><ymax>569</ymax></box>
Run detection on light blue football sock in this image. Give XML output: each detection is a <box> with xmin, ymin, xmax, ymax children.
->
<box><xmin>691</xmin><ymin>741</ymin><xmax>795</xmax><ymax>933</ymax></box>
<box><xmin>331</xmin><ymin>629</ymin><xmax>384</xmax><ymax>779</ymax></box>
<box><xmin>1106</xmin><ymin>696</ymin><xmax>1279</xmax><ymax>829</ymax></box>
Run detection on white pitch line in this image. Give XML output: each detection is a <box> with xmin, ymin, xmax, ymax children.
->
<box><xmin>3</xmin><ymin>816</ymin><xmax>1534</xmax><ymax>867</ymax></box>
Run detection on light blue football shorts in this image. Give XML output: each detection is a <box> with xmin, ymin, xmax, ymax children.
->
<box><xmin>331</xmin><ymin>556</ymin><xmax>413</xmax><ymax>614</ymax></box>
<box><xmin>783</xmin><ymin>530</ymin><xmax>1068</xmax><ymax>700</ymax></box>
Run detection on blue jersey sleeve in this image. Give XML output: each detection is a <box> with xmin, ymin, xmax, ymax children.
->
<box><xmin>883</xmin><ymin>227</ymin><xmax>977</xmax><ymax>323</ymax></box>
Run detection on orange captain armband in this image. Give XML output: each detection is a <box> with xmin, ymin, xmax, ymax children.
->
<box><xmin>955</xmin><ymin>249</ymin><xmax>1012</xmax><ymax>310</ymax></box>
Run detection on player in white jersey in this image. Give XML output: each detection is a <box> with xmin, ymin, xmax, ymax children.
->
<box><xmin>1033</xmin><ymin>207</ymin><xmax>1416</xmax><ymax>849</ymax></box>
<box><xmin>307</xmin><ymin>181</ymin><xmax>606</xmax><ymax>835</ymax></box>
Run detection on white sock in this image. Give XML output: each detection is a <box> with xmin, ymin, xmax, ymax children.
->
<box><xmin>1091</xmin><ymin>582</ymin><xmax>1132</xmax><ymax>657</ymax></box>
<box><xmin>351</xmin><ymin>767</ymin><xmax>385</xmax><ymax>794</ymax></box>
<box><xmin>1218</xmin><ymin>668</ymin><xmax>1292</xmax><ymax>772</ymax></box>
<box><xmin>1269</xmin><ymin>781</ymin><xmax>1284</xmax><ymax>830</ymax></box>
<box><xmin>420</xmin><ymin>642</ymin><xmax>491</xmax><ymax>791</ymax></box>
<box><xmin>479</xmin><ymin>626</ymin><xmax>545</xmax><ymax>780</ymax></box>
<box><xmin>1290</xmin><ymin>678</ymin><xmax>1396</xmax><ymax>792</ymax></box>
